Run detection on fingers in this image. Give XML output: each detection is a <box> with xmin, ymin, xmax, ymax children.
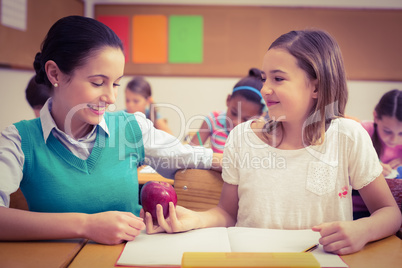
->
<box><xmin>156</xmin><ymin>204</ymin><xmax>173</xmax><ymax>233</ymax></box>
<box><xmin>312</xmin><ymin>222</ymin><xmax>339</xmax><ymax>237</ymax></box>
<box><xmin>389</xmin><ymin>158</ymin><xmax>402</xmax><ymax>169</ymax></box>
<box><xmin>313</xmin><ymin>222</ymin><xmax>359</xmax><ymax>255</ymax></box>
<box><xmin>167</xmin><ymin>202</ymin><xmax>179</xmax><ymax>227</ymax></box>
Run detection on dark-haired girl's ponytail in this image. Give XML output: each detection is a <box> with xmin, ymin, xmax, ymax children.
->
<box><xmin>33</xmin><ymin>52</ymin><xmax>51</xmax><ymax>87</ymax></box>
<box><xmin>248</xmin><ymin>67</ymin><xmax>261</xmax><ymax>78</ymax></box>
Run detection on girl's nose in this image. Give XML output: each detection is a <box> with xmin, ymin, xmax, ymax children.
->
<box><xmin>260</xmin><ymin>83</ymin><xmax>273</xmax><ymax>96</ymax></box>
<box><xmin>100</xmin><ymin>86</ymin><xmax>117</xmax><ymax>104</ymax></box>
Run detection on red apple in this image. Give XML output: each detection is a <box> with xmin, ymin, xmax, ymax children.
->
<box><xmin>140</xmin><ymin>181</ymin><xmax>177</xmax><ymax>222</ymax></box>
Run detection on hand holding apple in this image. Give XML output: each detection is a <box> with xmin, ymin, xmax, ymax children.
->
<box><xmin>140</xmin><ymin>181</ymin><xmax>177</xmax><ymax>223</ymax></box>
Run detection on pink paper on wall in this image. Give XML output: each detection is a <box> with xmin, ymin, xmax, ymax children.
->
<box><xmin>97</xmin><ymin>15</ymin><xmax>130</xmax><ymax>62</ymax></box>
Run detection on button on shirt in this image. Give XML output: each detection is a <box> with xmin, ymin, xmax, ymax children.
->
<box><xmin>0</xmin><ymin>98</ymin><xmax>213</xmax><ymax>207</ymax></box>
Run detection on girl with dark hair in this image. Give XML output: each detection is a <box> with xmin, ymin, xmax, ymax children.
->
<box><xmin>191</xmin><ymin>68</ymin><xmax>266</xmax><ymax>153</ymax></box>
<box><xmin>365</xmin><ymin>89</ymin><xmax>402</xmax><ymax>176</ymax></box>
<box><xmin>125</xmin><ymin>76</ymin><xmax>172</xmax><ymax>134</ymax></box>
<box><xmin>0</xmin><ymin>16</ymin><xmax>221</xmax><ymax>244</ymax></box>
<box><xmin>353</xmin><ymin>89</ymin><xmax>402</xmax><ymax>219</ymax></box>
<box><xmin>144</xmin><ymin>30</ymin><xmax>401</xmax><ymax>256</ymax></box>
<box><xmin>25</xmin><ymin>75</ymin><xmax>52</xmax><ymax>117</ymax></box>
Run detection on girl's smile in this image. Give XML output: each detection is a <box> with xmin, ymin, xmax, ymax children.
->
<box><xmin>87</xmin><ymin>103</ymin><xmax>107</xmax><ymax>115</ymax></box>
<box><xmin>265</xmin><ymin>100</ymin><xmax>280</xmax><ymax>107</ymax></box>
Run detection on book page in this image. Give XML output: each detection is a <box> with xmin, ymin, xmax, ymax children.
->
<box><xmin>117</xmin><ymin>227</ymin><xmax>231</xmax><ymax>266</ymax></box>
<box><xmin>227</xmin><ymin>227</ymin><xmax>348</xmax><ymax>268</ymax></box>
<box><xmin>117</xmin><ymin>227</ymin><xmax>347</xmax><ymax>267</ymax></box>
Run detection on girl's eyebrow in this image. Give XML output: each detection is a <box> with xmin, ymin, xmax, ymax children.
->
<box><xmin>88</xmin><ymin>74</ymin><xmax>107</xmax><ymax>78</ymax></box>
<box><xmin>270</xmin><ymin>69</ymin><xmax>287</xmax><ymax>74</ymax></box>
<box><xmin>87</xmin><ymin>74</ymin><xmax>124</xmax><ymax>80</ymax></box>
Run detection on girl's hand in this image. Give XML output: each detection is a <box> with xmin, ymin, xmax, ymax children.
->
<box><xmin>388</xmin><ymin>158</ymin><xmax>402</xmax><ymax>170</ymax></box>
<box><xmin>381</xmin><ymin>162</ymin><xmax>393</xmax><ymax>177</ymax></box>
<box><xmin>142</xmin><ymin>202</ymin><xmax>201</xmax><ymax>234</ymax></box>
<box><xmin>83</xmin><ymin>211</ymin><xmax>145</xmax><ymax>245</ymax></box>
<box><xmin>312</xmin><ymin>221</ymin><xmax>369</xmax><ymax>255</ymax></box>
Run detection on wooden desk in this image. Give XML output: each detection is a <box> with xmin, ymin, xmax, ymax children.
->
<box><xmin>69</xmin><ymin>235</ymin><xmax>402</xmax><ymax>268</ymax></box>
<box><xmin>341</xmin><ymin>235</ymin><xmax>402</xmax><ymax>268</ymax></box>
<box><xmin>0</xmin><ymin>239</ymin><xmax>86</xmax><ymax>268</ymax></box>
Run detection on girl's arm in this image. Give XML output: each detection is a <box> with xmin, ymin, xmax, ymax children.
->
<box><xmin>154</xmin><ymin>118</ymin><xmax>173</xmax><ymax>135</ymax></box>
<box><xmin>0</xmin><ymin>206</ymin><xmax>145</xmax><ymax>244</ymax></box>
<box><xmin>313</xmin><ymin>175</ymin><xmax>401</xmax><ymax>255</ymax></box>
<box><xmin>190</xmin><ymin>120</ymin><xmax>211</xmax><ymax>146</ymax></box>
<box><xmin>144</xmin><ymin>182</ymin><xmax>239</xmax><ymax>234</ymax></box>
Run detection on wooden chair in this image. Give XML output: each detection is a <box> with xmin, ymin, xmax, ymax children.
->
<box><xmin>9</xmin><ymin>188</ymin><xmax>29</xmax><ymax>210</ymax></box>
<box><xmin>385</xmin><ymin>179</ymin><xmax>402</xmax><ymax>238</ymax></box>
<box><xmin>174</xmin><ymin>169</ymin><xmax>223</xmax><ymax>211</ymax></box>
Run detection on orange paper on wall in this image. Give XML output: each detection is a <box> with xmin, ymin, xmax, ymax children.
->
<box><xmin>132</xmin><ymin>15</ymin><xmax>167</xmax><ymax>63</ymax></box>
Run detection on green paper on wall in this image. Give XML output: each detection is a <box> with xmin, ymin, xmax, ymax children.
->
<box><xmin>169</xmin><ymin>15</ymin><xmax>203</xmax><ymax>63</ymax></box>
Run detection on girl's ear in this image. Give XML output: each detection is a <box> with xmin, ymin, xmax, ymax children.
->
<box><xmin>373</xmin><ymin>110</ymin><xmax>378</xmax><ymax>122</ymax></box>
<box><xmin>45</xmin><ymin>60</ymin><xmax>60</xmax><ymax>86</ymax></box>
<box><xmin>147</xmin><ymin>96</ymin><xmax>154</xmax><ymax>104</ymax></box>
<box><xmin>311</xmin><ymin>79</ymin><xmax>319</xmax><ymax>99</ymax></box>
<box><xmin>226</xmin><ymin>94</ymin><xmax>232</xmax><ymax>107</ymax></box>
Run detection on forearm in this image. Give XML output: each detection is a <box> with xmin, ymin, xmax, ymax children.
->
<box><xmin>197</xmin><ymin>206</ymin><xmax>236</xmax><ymax>229</ymax></box>
<box><xmin>0</xmin><ymin>207</ymin><xmax>86</xmax><ymax>241</ymax></box>
<box><xmin>359</xmin><ymin>205</ymin><xmax>402</xmax><ymax>243</ymax></box>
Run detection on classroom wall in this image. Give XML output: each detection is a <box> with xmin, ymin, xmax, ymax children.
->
<box><xmin>1</xmin><ymin>68</ymin><xmax>402</xmax><ymax>138</ymax></box>
<box><xmin>1</xmin><ymin>0</ymin><xmax>402</xmax><ymax>138</ymax></box>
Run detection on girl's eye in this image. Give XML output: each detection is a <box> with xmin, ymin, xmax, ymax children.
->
<box><xmin>113</xmin><ymin>83</ymin><xmax>121</xmax><ymax>87</ymax></box>
<box><xmin>274</xmin><ymin>77</ymin><xmax>284</xmax><ymax>82</ymax></box>
<box><xmin>92</xmin><ymin>82</ymin><xmax>104</xmax><ymax>87</ymax></box>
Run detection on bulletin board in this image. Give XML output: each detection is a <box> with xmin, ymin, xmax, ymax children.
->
<box><xmin>95</xmin><ymin>4</ymin><xmax>402</xmax><ymax>81</ymax></box>
<box><xmin>0</xmin><ymin>0</ymin><xmax>83</xmax><ymax>70</ymax></box>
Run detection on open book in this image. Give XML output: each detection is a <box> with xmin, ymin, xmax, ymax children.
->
<box><xmin>117</xmin><ymin>227</ymin><xmax>348</xmax><ymax>267</ymax></box>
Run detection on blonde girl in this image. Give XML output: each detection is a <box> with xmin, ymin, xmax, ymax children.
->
<box><xmin>144</xmin><ymin>29</ymin><xmax>401</xmax><ymax>255</ymax></box>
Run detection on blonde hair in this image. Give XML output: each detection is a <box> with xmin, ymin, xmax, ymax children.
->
<box><xmin>264</xmin><ymin>29</ymin><xmax>348</xmax><ymax>146</ymax></box>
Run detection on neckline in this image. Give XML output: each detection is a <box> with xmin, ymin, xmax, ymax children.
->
<box><xmin>46</xmin><ymin>127</ymin><xmax>104</xmax><ymax>174</ymax></box>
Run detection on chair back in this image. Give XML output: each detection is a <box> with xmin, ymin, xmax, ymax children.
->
<box><xmin>9</xmin><ymin>188</ymin><xmax>29</xmax><ymax>210</ymax></box>
<box><xmin>174</xmin><ymin>169</ymin><xmax>223</xmax><ymax>211</ymax></box>
<box><xmin>386</xmin><ymin>179</ymin><xmax>402</xmax><ymax>212</ymax></box>
<box><xmin>386</xmin><ymin>179</ymin><xmax>402</xmax><ymax>238</ymax></box>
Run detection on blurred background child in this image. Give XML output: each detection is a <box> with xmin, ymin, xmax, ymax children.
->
<box><xmin>364</xmin><ymin>89</ymin><xmax>402</xmax><ymax>176</ymax></box>
<box><xmin>190</xmin><ymin>68</ymin><xmax>266</xmax><ymax>153</ymax></box>
<box><xmin>125</xmin><ymin>76</ymin><xmax>172</xmax><ymax>134</ymax></box>
<box><xmin>353</xmin><ymin>89</ymin><xmax>402</xmax><ymax>219</ymax></box>
<box><xmin>25</xmin><ymin>75</ymin><xmax>52</xmax><ymax>118</ymax></box>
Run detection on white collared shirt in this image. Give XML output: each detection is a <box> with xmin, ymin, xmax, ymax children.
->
<box><xmin>0</xmin><ymin>98</ymin><xmax>213</xmax><ymax>207</ymax></box>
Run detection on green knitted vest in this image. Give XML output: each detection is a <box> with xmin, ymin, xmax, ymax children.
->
<box><xmin>14</xmin><ymin>111</ymin><xmax>144</xmax><ymax>215</ymax></box>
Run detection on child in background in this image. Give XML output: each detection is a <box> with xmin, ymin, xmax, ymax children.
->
<box><xmin>191</xmin><ymin>68</ymin><xmax>265</xmax><ymax>153</ymax></box>
<box><xmin>363</xmin><ymin>89</ymin><xmax>402</xmax><ymax>176</ymax></box>
<box><xmin>125</xmin><ymin>76</ymin><xmax>172</xmax><ymax>134</ymax></box>
<box><xmin>0</xmin><ymin>16</ymin><xmax>221</xmax><ymax>245</ymax></box>
<box><xmin>25</xmin><ymin>75</ymin><xmax>52</xmax><ymax>117</ymax></box>
<box><xmin>144</xmin><ymin>29</ymin><xmax>401</xmax><ymax>255</ymax></box>
<box><xmin>353</xmin><ymin>89</ymin><xmax>402</xmax><ymax>219</ymax></box>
